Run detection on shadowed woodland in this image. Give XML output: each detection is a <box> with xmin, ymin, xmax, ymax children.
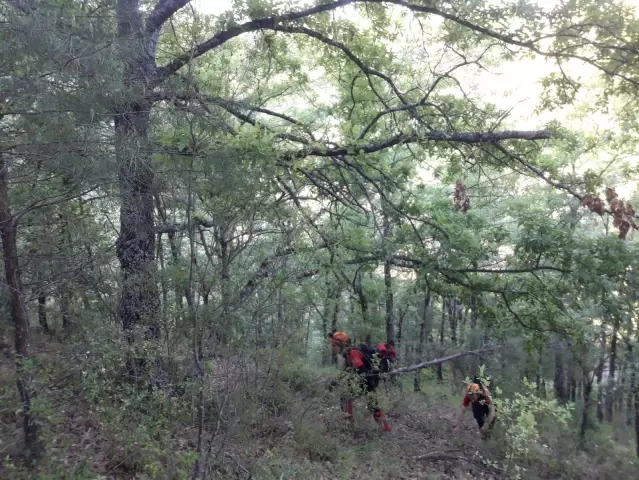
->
<box><xmin>1</xmin><ymin>0</ymin><xmax>639</xmax><ymax>478</ymax></box>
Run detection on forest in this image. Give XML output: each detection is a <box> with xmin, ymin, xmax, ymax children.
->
<box><xmin>0</xmin><ymin>0</ymin><xmax>638</xmax><ymax>478</ymax></box>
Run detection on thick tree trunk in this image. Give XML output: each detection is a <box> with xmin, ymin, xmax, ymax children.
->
<box><xmin>606</xmin><ymin>323</ymin><xmax>619</xmax><ymax>422</ymax></box>
<box><xmin>115</xmin><ymin>0</ymin><xmax>159</xmax><ymax>342</ymax></box>
<box><xmin>0</xmin><ymin>158</ymin><xmax>42</xmax><ymax>460</ymax></box>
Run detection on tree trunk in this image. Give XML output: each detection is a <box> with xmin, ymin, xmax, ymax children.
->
<box><xmin>382</xmin><ymin>211</ymin><xmax>394</xmax><ymax>344</ymax></box>
<box><xmin>554</xmin><ymin>342</ymin><xmax>567</xmax><ymax>404</ymax></box>
<box><xmin>469</xmin><ymin>279</ymin><xmax>480</xmax><ymax>373</ymax></box>
<box><xmin>354</xmin><ymin>269</ymin><xmax>370</xmax><ymax>325</ymax></box>
<box><xmin>115</xmin><ymin>0</ymin><xmax>159</xmax><ymax>342</ymax></box>
<box><xmin>60</xmin><ymin>290</ymin><xmax>70</xmax><ymax>330</ymax></box>
<box><xmin>458</xmin><ymin>306</ymin><xmax>467</xmax><ymax>347</ymax></box>
<box><xmin>437</xmin><ymin>297</ymin><xmax>445</xmax><ymax>382</ymax></box>
<box><xmin>157</xmin><ymin>232</ymin><xmax>169</xmax><ymax>317</ymax></box>
<box><xmin>0</xmin><ymin>158</ymin><xmax>42</xmax><ymax>460</ymax></box>
<box><xmin>628</xmin><ymin>340</ymin><xmax>635</xmax><ymax>427</ymax></box>
<box><xmin>617</xmin><ymin>361</ymin><xmax>627</xmax><ymax>415</ymax></box>
<box><xmin>536</xmin><ymin>349</ymin><xmax>544</xmax><ymax>397</ymax></box>
<box><xmin>635</xmin><ymin>379</ymin><xmax>639</xmax><ymax>458</ymax></box>
<box><xmin>448</xmin><ymin>297</ymin><xmax>458</xmax><ymax>345</ymax></box>
<box><xmin>322</xmin><ymin>269</ymin><xmax>340</xmax><ymax>365</ymax></box>
<box><xmin>397</xmin><ymin>305</ymin><xmax>407</xmax><ymax>357</ymax></box>
<box><xmin>384</xmin><ymin>259</ymin><xmax>394</xmax><ymax>344</ymax></box>
<box><xmin>216</xmin><ymin>230</ymin><xmax>231</xmax><ymax>348</ymax></box>
<box><xmin>633</xmin><ymin>344</ymin><xmax>639</xmax><ymax>457</ymax></box>
<box><xmin>567</xmin><ymin>351</ymin><xmax>577</xmax><ymax>402</ymax></box>
<box><xmin>597</xmin><ymin>314</ymin><xmax>607</xmax><ymax>422</ymax></box>
<box><xmin>606</xmin><ymin>323</ymin><xmax>619</xmax><ymax>422</ymax></box>
<box><xmin>414</xmin><ymin>287</ymin><xmax>431</xmax><ymax>392</ymax></box>
<box><xmin>37</xmin><ymin>291</ymin><xmax>49</xmax><ymax>334</ymax></box>
<box><xmin>329</xmin><ymin>285</ymin><xmax>340</xmax><ymax>365</ymax></box>
<box><xmin>579</xmin><ymin>378</ymin><xmax>593</xmax><ymax>447</ymax></box>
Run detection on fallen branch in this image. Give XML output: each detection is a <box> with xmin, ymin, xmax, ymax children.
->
<box><xmin>387</xmin><ymin>347</ymin><xmax>496</xmax><ymax>376</ymax></box>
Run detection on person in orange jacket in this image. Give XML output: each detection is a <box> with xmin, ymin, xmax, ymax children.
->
<box><xmin>328</xmin><ymin>330</ymin><xmax>391</xmax><ymax>432</ymax></box>
<box><xmin>453</xmin><ymin>379</ymin><xmax>496</xmax><ymax>438</ymax></box>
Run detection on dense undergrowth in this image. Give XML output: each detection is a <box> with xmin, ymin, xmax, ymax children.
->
<box><xmin>1</xmin><ymin>329</ymin><xmax>637</xmax><ymax>479</ymax></box>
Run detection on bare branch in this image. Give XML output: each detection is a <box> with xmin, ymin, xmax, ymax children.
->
<box><xmin>388</xmin><ymin>347</ymin><xmax>497</xmax><ymax>376</ymax></box>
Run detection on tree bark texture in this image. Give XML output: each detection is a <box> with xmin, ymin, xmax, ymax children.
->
<box><xmin>437</xmin><ymin>297</ymin><xmax>445</xmax><ymax>382</ymax></box>
<box><xmin>606</xmin><ymin>323</ymin><xmax>619</xmax><ymax>422</ymax></box>
<box><xmin>554</xmin><ymin>342</ymin><xmax>567</xmax><ymax>404</ymax></box>
<box><xmin>580</xmin><ymin>379</ymin><xmax>592</xmax><ymax>446</ymax></box>
<box><xmin>597</xmin><ymin>314</ymin><xmax>607</xmax><ymax>422</ymax></box>
<box><xmin>382</xmin><ymin>210</ymin><xmax>394</xmax><ymax>344</ymax></box>
<box><xmin>0</xmin><ymin>158</ymin><xmax>42</xmax><ymax>460</ymax></box>
<box><xmin>114</xmin><ymin>0</ymin><xmax>159</xmax><ymax>339</ymax></box>
<box><xmin>414</xmin><ymin>287</ymin><xmax>431</xmax><ymax>392</ymax></box>
<box><xmin>37</xmin><ymin>291</ymin><xmax>49</xmax><ymax>334</ymax></box>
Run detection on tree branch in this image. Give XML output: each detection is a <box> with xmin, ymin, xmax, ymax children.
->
<box><xmin>156</xmin><ymin>216</ymin><xmax>214</xmax><ymax>234</ymax></box>
<box><xmin>154</xmin><ymin>0</ymin><xmax>358</xmax><ymax>82</ymax></box>
<box><xmin>240</xmin><ymin>241</ymin><xmax>329</xmax><ymax>299</ymax></box>
<box><xmin>146</xmin><ymin>0</ymin><xmax>191</xmax><ymax>36</ymax></box>
<box><xmin>284</xmin><ymin>130</ymin><xmax>551</xmax><ymax>161</ymax></box>
<box><xmin>388</xmin><ymin>347</ymin><xmax>496</xmax><ymax>376</ymax></box>
<box><xmin>456</xmin><ymin>265</ymin><xmax>570</xmax><ymax>274</ymax></box>
<box><xmin>492</xmin><ymin>142</ymin><xmax>639</xmax><ymax>221</ymax></box>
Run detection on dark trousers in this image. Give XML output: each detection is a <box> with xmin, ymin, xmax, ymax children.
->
<box><xmin>472</xmin><ymin>402</ymin><xmax>496</xmax><ymax>429</ymax></box>
<box><xmin>340</xmin><ymin>372</ymin><xmax>381</xmax><ymax>414</ymax></box>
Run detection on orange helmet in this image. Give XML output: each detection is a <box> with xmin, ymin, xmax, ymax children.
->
<box><xmin>467</xmin><ymin>383</ymin><xmax>482</xmax><ymax>394</ymax></box>
<box><xmin>329</xmin><ymin>331</ymin><xmax>349</xmax><ymax>346</ymax></box>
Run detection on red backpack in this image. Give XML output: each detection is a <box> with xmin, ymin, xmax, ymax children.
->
<box><xmin>375</xmin><ymin>343</ymin><xmax>397</xmax><ymax>372</ymax></box>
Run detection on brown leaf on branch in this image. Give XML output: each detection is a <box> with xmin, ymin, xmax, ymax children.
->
<box><xmin>453</xmin><ymin>179</ymin><xmax>470</xmax><ymax>213</ymax></box>
<box><xmin>581</xmin><ymin>187</ymin><xmax>638</xmax><ymax>240</ymax></box>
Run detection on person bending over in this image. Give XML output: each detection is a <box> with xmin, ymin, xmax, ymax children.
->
<box><xmin>454</xmin><ymin>379</ymin><xmax>495</xmax><ymax>438</ymax></box>
<box><xmin>328</xmin><ymin>331</ymin><xmax>391</xmax><ymax>432</ymax></box>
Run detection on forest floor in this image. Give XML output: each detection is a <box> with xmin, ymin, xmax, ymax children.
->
<box><xmin>0</xmin><ymin>332</ymin><xmax>634</xmax><ymax>479</ymax></box>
